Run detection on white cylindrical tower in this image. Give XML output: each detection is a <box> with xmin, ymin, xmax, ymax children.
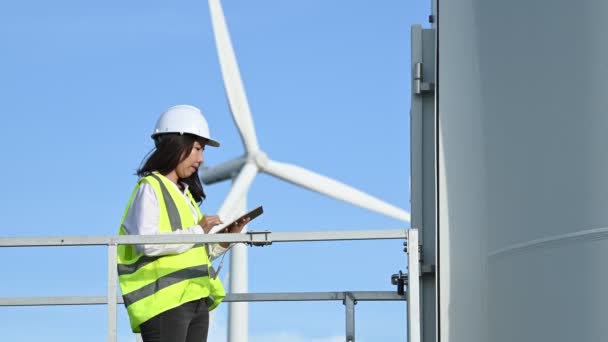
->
<box><xmin>437</xmin><ymin>0</ymin><xmax>608</xmax><ymax>341</ymax></box>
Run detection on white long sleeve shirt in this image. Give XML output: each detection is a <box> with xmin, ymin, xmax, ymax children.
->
<box><xmin>121</xmin><ymin>181</ymin><xmax>227</xmax><ymax>260</ymax></box>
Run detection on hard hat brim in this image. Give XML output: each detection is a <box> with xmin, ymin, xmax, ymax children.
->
<box><xmin>205</xmin><ymin>138</ymin><xmax>220</xmax><ymax>147</ymax></box>
<box><xmin>150</xmin><ymin>132</ymin><xmax>221</xmax><ymax>147</ymax></box>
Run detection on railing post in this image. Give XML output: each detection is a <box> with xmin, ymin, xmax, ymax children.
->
<box><xmin>107</xmin><ymin>243</ymin><xmax>117</xmax><ymax>342</ymax></box>
<box><xmin>344</xmin><ymin>292</ymin><xmax>356</xmax><ymax>342</ymax></box>
<box><xmin>407</xmin><ymin>229</ymin><xmax>421</xmax><ymax>342</ymax></box>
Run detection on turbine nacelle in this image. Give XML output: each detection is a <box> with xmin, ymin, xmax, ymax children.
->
<box><xmin>200</xmin><ymin>150</ymin><xmax>269</xmax><ymax>185</ymax></box>
<box><xmin>200</xmin><ymin>156</ymin><xmax>246</xmax><ymax>185</ymax></box>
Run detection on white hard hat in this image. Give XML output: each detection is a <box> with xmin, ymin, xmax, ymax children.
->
<box><xmin>151</xmin><ymin>105</ymin><xmax>220</xmax><ymax>147</ymax></box>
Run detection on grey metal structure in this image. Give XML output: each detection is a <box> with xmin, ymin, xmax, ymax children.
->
<box><xmin>0</xmin><ymin>229</ymin><xmax>422</xmax><ymax>342</ymax></box>
<box><xmin>410</xmin><ymin>24</ymin><xmax>437</xmax><ymax>342</ymax></box>
<box><xmin>435</xmin><ymin>0</ymin><xmax>608</xmax><ymax>341</ymax></box>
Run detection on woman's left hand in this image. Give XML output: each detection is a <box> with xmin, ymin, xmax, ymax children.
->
<box><xmin>225</xmin><ymin>217</ymin><xmax>251</xmax><ymax>234</ymax></box>
<box><xmin>219</xmin><ymin>217</ymin><xmax>250</xmax><ymax>248</ymax></box>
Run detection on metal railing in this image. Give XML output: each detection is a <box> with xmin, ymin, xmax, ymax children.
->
<box><xmin>0</xmin><ymin>229</ymin><xmax>421</xmax><ymax>342</ymax></box>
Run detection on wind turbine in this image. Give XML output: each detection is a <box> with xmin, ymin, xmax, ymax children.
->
<box><xmin>204</xmin><ymin>0</ymin><xmax>411</xmax><ymax>341</ymax></box>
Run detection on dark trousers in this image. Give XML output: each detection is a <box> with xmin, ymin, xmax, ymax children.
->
<box><xmin>140</xmin><ymin>298</ymin><xmax>209</xmax><ymax>342</ymax></box>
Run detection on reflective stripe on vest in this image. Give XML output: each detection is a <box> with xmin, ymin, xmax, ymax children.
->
<box><xmin>122</xmin><ymin>264</ymin><xmax>209</xmax><ymax>307</ymax></box>
<box><xmin>117</xmin><ymin>243</ymin><xmax>208</xmax><ymax>276</ymax></box>
<box><xmin>149</xmin><ymin>173</ymin><xmax>183</xmax><ymax>231</ymax></box>
<box><xmin>116</xmin><ymin>173</ymin><xmax>225</xmax><ymax>333</ymax></box>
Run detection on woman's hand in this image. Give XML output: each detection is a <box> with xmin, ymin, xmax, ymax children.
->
<box><xmin>219</xmin><ymin>217</ymin><xmax>251</xmax><ymax>248</ymax></box>
<box><xmin>198</xmin><ymin>215</ymin><xmax>223</xmax><ymax>234</ymax></box>
<box><xmin>226</xmin><ymin>217</ymin><xmax>251</xmax><ymax>234</ymax></box>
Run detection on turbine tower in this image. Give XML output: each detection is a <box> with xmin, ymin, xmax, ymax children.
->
<box><xmin>205</xmin><ymin>0</ymin><xmax>411</xmax><ymax>340</ymax></box>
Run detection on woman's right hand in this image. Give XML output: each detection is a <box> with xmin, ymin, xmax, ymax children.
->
<box><xmin>198</xmin><ymin>215</ymin><xmax>223</xmax><ymax>234</ymax></box>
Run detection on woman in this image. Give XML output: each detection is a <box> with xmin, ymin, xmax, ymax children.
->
<box><xmin>117</xmin><ymin>104</ymin><xmax>246</xmax><ymax>342</ymax></box>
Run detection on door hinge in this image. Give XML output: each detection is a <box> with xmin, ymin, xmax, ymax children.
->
<box><xmin>414</xmin><ymin>62</ymin><xmax>434</xmax><ymax>95</ymax></box>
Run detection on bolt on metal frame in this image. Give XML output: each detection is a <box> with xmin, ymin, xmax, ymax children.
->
<box><xmin>0</xmin><ymin>229</ymin><xmax>421</xmax><ymax>342</ymax></box>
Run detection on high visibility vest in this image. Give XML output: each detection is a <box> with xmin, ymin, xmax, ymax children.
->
<box><xmin>117</xmin><ymin>172</ymin><xmax>225</xmax><ymax>333</ymax></box>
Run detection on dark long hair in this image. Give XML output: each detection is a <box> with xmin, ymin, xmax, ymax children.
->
<box><xmin>137</xmin><ymin>133</ymin><xmax>207</xmax><ymax>204</ymax></box>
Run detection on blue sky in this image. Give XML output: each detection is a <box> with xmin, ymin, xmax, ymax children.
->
<box><xmin>0</xmin><ymin>1</ymin><xmax>429</xmax><ymax>340</ymax></box>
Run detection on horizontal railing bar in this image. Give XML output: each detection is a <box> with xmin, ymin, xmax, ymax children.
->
<box><xmin>227</xmin><ymin>291</ymin><xmax>407</xmax><ymax>302</ymax></box>
<box><xmin>0</xmin><ymin>296</ymin><xmax>109</xmax><ymax>306</ymax></box>
<box><xmin>0</xmin><ymin>291</ymin><xmax>405</xmax><ymax>307</ymax></box>
<box><xmin>0</xmin><ymin>229</ymin><xmax>409</xmax><ymax>247</ymax></box>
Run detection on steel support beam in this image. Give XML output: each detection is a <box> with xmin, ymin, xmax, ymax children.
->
<box><xmin>107</xmin><ymin>243</ymin><xmax>117</xmax><ymax>342</ymax></box>
<box><xmin>344</xmin><ymin>292</ymin><xmax>356</xmax><ymax>342</ymax></box>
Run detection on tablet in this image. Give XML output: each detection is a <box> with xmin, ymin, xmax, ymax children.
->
<box><xmin>215</xmin><ymin>206</ymin><xmax>263</xmax><ymax>233</ymax></box>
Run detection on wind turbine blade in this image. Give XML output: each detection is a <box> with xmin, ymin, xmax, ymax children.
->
<box><xmin>263</xmin><ymin>160</ymin><xmax>411</xmax><ymax>222</ymax></box>
<box><xmin>209</xmin><ymin>0</ymin><xmax>259</xmax><ymax>153</ymax></box>
<box><xmin>212</xmin><ymin>162</ymin><xmax>259</xmax><ymax>233</ymax></box>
